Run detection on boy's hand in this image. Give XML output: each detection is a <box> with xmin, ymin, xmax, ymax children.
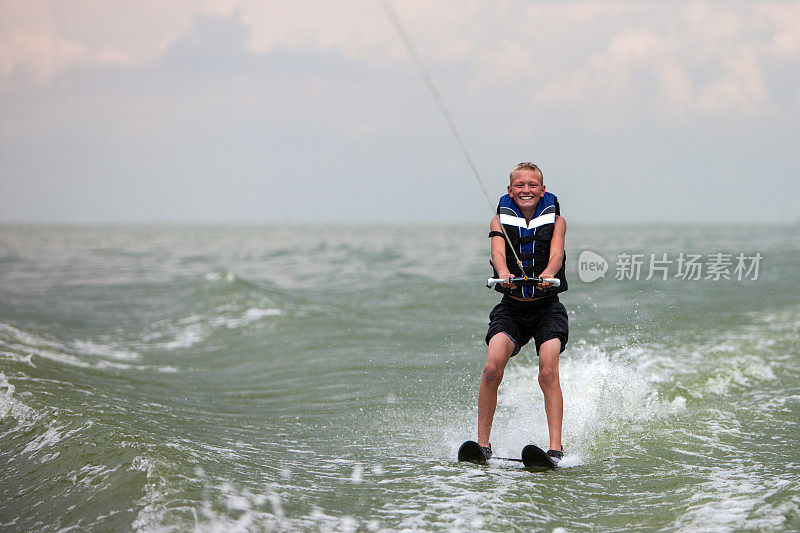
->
<box><xmin>537</xmin><ymin>271</ymin><xmax>555</xmax><ymax>289</ymax></box>
<box><xmin>498</xmin><ymin>272</ymin><xmax>516</xmax><ymax>289</ymax></box>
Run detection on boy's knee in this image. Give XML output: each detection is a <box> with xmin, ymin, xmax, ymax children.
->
<box><xmin>482</xmin><ymin>361</ymin><xmax>504</xmax><ymax>386</ymax></box>
<box><xmin>538</xmin><ymin>367</ymin><xmax>558</xmax><ymax>388</ymax></box>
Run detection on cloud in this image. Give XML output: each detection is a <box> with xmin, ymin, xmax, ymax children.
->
<box><xmin>508</xmin><ymin>4</ymin><xmax>796</xmax><ymax>118</ymax></box>
<box><xmin>2</xmin><ymin>0</ymin><xmax>798</xmax><ymax>115</ymax></box>
<box><xmin>0</xmin><ymin>0</ymin><xmax>238</xmax><ymax>87</ymax></box>
<box><xmin>695</xmin><ymin>47</ymin><xmax>769</xmax><ymax>115</ymax></box>
<box><xmin>0</xmin><ymin>1</ymin><xmax>87</xmax><ymax>85</ymax></box>
<box><xmin>1</xmin><ymin>1</ymin><xmax>799</xmax><ymax>224</ymax></box>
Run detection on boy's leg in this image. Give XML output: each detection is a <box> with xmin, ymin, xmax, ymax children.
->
<box><xmin>478</xmin><ymin>333</ymin><xmax>516</xmax><ymax>447</ymax></box>
<box><xmin>537</xmin><ymin>338</ymin><xmax>563</xmax><ymax>451</ymax></box>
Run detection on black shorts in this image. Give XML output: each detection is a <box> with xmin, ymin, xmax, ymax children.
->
<box><xmin>485</xmin><ymin>295</ymin><xmax>569</xmax><ymax>357</ymax></box>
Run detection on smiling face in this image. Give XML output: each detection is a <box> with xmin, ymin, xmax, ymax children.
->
<box><xmin>508</xmin><ymin>169</ymin><xmax>545</xmax><ymax>214</ymax></box>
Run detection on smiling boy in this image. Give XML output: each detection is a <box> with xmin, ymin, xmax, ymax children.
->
<box><xmin>477</xmin><ymin>162</ymin><xmax>569</xmax><ymax>462</ymax></box>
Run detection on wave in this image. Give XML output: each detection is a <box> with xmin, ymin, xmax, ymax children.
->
<box><xmin>0</xmin><ymin>269</ymin><xmax>289</xmax><ymax>371</ymax></box>
<box><xmin>0</xmin><ymin>322</ymin><xmax>177</xmax><ymax>372</ymax></box>
<box><xmin>0</xmin><ymin>372</ymin><xmax>36</xmax><ymax>426</ymax></box>
<box><xmin>135</xmin><ymin>271</ymin><xmax>286</xmax><ymax>352</ymax></box>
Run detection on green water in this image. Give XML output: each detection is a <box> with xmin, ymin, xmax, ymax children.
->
<box><xmin>1</xmin><ymin>223</ymin><xmax>799</xmax><ymax>531</ymax></box>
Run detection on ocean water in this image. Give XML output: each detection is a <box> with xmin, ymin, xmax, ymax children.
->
<box><xmin>1</xmin><ymin>223</ymin><xmax>799</xmax><ymax>532</ymax></box>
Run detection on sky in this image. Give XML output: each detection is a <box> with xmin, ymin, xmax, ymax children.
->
<box><xmin>1</xmin><ymin>0</ymin><xmax>799</xmax><ymax>224</ymax></box>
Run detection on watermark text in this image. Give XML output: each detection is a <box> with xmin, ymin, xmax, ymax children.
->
<box><xmin>578</xmin><ymin>251</ymin><xmax>763</xmax><ymax>282</ymax></box>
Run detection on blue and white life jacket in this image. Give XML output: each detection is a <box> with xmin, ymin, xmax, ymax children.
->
<box><xmin>491</xmin><ymin>192</ymin><xmax>568</xmax><ymax>298</ymax></box>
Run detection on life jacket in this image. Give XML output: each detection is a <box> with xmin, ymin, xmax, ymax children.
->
<box><xmin>490</xmin><ymin>192</ymin><xmax>568</xmax><ymax>298</ymax></box>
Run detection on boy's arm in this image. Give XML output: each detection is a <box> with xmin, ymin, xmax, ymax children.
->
<box><xmin>538</xmin><ymin>215</ymin><xmax>566</xmax><ymax>285</ymax></box>
<box><xmin>490</xmin><ymin>216</ymin><xmax>515</xmax><ymax>287</ymax></box>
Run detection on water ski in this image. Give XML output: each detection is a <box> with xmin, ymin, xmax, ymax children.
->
<box><xmin>458</xmin><ymin>440</ymin><xmax>488</xmax><ymax>464</ymax></box>
<box><xmin>521</xmin><ymin>444</ymin><xmax>559</xmax><ymax>469</ymax></box>
<box><xmin>458</xmin><ymin>441</ymin><xmax>523</xmax><ymax>464</ymax></box>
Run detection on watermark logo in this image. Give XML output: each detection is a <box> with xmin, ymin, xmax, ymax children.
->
<box><xmin>578</xmin><ymin>250</ymin><xmax>608</xmax><ymax>283</ymax></box>
<box><xmin>576</xmin><ymin>250</ymin><xmax>763</xmax><ymax>282</ymax></box>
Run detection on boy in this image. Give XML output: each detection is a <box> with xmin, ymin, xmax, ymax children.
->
<box><xmin>477</xmin><ymin>162</ymin><xmax>569</xmax><ymax>462</ymax></box>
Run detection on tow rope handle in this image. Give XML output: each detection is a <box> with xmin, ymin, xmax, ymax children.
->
<box><xmin>486</xmin><ymin>277</ymin><xmax>560</xmax><ymax>288</ymax></box>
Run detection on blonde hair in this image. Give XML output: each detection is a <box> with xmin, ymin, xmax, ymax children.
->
<box><xmin>509</xmin><ymin>162</ymin><xmax>543</xmax><ymax>185</ymax></box>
